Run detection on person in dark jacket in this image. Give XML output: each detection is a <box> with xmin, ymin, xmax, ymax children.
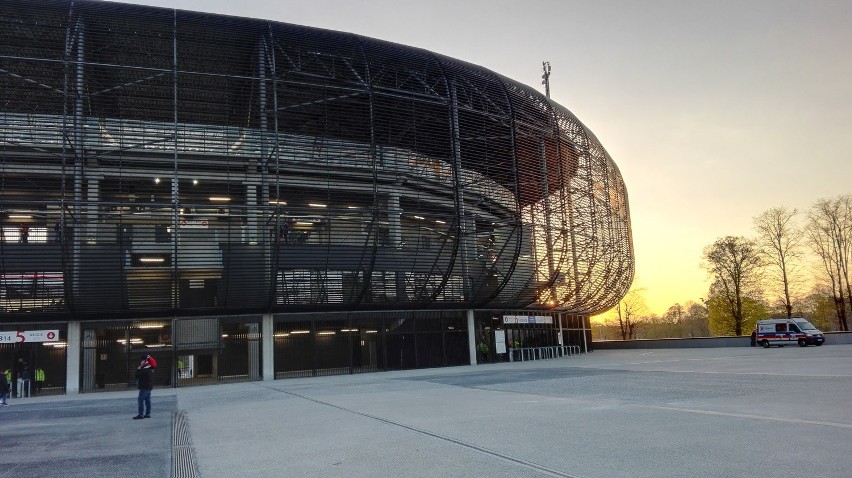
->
<box><xmin>0</xmin><ymin>371</ymin><xmax>8</xmax><ymax>406</ymax></box>
<box><xmin>133</xmin><ymin>355</ymin><xmax>155</xmax><ymax>419</ymax></box>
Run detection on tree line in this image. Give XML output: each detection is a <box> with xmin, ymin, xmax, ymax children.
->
<box><xmin>600</xmin><ymin>194</ymin><xmax>852</xmax><ymax>340</ymax></box>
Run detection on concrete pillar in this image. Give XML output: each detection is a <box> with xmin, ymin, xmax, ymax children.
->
<box><xmin>248</xmin><ymin>322</ymin><xmax>260</xmax><ymax>380</ymax></box>
<box><xmin>557</xmin><ymin>312</ymin><xmax>564</xmax><ymax>346</ymax></box>
<box><xmin>467</xmin><ymin>309</ymin><xmax>477</xmax><ymax>365</ymax></box>
<box><xmin>81</xmin><ymin>328</ymin><xmax>96</xmax><ymax>392</ymax></box>
<box><xmin>262</xmin><ymin>313</ymin><xmax>274</xmax><ymax>381</ymax></box>
<box><xmin>65</xmin><ymin>321</ymin><xmax>81</xmax><ymax>394</ymax></box>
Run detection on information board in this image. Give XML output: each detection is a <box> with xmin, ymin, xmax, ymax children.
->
<box><xmin>494</xmin><ymin>330</ymin><xmax>506</xmax><ymax>354</ymax></box>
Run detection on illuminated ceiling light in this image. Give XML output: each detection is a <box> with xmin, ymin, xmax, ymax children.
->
<box><xmin>9</xmin><ymin>215</ymin><xmax>32</xmax><ymax>219</ymax></box>
<box><xmin>116</xmin><ymin>338</ymin><xmax>144</xmax><ymax>344</ymax></box>
<box><xmin>435</xmin><ymin>219</ymin><xmax>446</xmax><ymax>224</ymax></box>
<box><xmin>317</xmin><ymin>331</ymin><xmax>335</xmax><ymax>336</ymax></box>
<box><xmin>269</xmin><ymin>200</ymin><xmax>287</xmax><ymax>205</ymax></box>
<box><xmin>192</xmin><ymin>179</ymin><xmax>199</xmax><ymax>185</ymax></box>
<box><xmin>347</xmin><ymin>206</ymin><xmax>359</xmax><ymax>209</ymax></box>
<box><xmin>209</xmin><ymin>196</ymin><xmax>231</xmax><ymax>202</ymax></box>
<box><xmin>137</xmin><ymin>323</ymin><xmax>166</xmax><ymax>329</ymax></box>
<box><xmin>154</xmin><ymin>177</ymin><xmax>161</xmax><ymax>184</ymax></box>
<box><xmin>139</xmin><ymin>257</ymin><xmax>165</xmax><ymax>263</ymax></box>
<box><xmin>308</xmin><ymin>203</ymin><xmax>326</xmax><ymax>208</ymax></box>
<box><xmin>365</xmin><ymin>329</ymin><xmax>378</xmax><ymax>334</ymax></box>
<box><xmin>290</xmin><ymin>330</ymin><xmax>310</xmax><ymax>334</ymax></box>
<box><xmin>294</xmin><ymin>221</ymin><xmax>314</xmax><ymax>226</ymax></box>
<box><xmin>413</xmin><ymin>215</ymin><xmax>425</xmax><ymax>220</ymax></box>
<box><xmin>273</xmin><ymin>333</ymin><xmax>290</xmax><ymax>338</ymax></box>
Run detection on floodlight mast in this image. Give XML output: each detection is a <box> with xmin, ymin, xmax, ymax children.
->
<box><xmin>541</xmin><ymin>61</ymin><xmax>551</xmax><ymax>98</ymax></box>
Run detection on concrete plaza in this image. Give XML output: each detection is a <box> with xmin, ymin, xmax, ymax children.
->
<box><xmin>2</xmin><ymin>345</ymin><xmax>851</xmax><ymax>477</ymax></box>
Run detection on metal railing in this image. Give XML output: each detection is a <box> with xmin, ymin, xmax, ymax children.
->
<box><xmin>508</xmin><ymin>345</ymin><xmax>581</xmax><ymax>362</ymax></box>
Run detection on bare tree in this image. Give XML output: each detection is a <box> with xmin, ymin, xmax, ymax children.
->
<box><xmin>753</xmin><ymin>207</ymin><xmax>802</xmax><ymax>318</ymax></box>
<box><xmin>681</xmin><ymin>301</ymin><xmax>709</xmax><ymax>337</ymax></box>
<box><xmin>809</xmin><ymin>228</ymin><xmax>847</xmax><ymax>330</ymax></box>
<box><xmin>808</xmin><ymin>196</ymin><xmax>852</xmax><ymax>331</ymax></box>
<box><xmin>798</xmin><ymin>284</ymin><xmax>837</xmax><ymax>332</ymax></box>
<box><xmin>703</xmin><ymin>236</ymin><xmax>763</xmax><ymax>335</ymax></box>
<box><xmin>660</xmin><ymin>304</ymin><xmax>684</xmax><ymax>338</ymax></box>
<box><xmin>611</xmin><ymin>288</ymin><xmax>647</xmax><ymax>340</ymax></box>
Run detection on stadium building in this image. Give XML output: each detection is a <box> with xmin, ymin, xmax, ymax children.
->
<box><xmin>0</xmin><ymin>0</ymin><xmax>633</xmax><ymax>394</ymax></box>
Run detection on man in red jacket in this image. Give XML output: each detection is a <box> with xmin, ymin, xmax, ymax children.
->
<box><xmin>133</xmin><ymin>355</ymin><xmax>155</xmax><ymax>420</ymax></box>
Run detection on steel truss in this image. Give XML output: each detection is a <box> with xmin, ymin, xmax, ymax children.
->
<box><xmin>0</xmin><ymin>0</ymin><xmax>633</xmax><ymax>320</ymax></box>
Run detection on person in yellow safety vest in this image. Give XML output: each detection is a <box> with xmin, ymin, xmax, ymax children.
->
<box><xmin>3</xmin><ymin>369</ymin><xmax>11</xmax><ymax>399</ymax></box>
<box><xmin>34</xmin><ymin>367</ymin><xmax>45</xmax><ymax>395</ymax></box>
<box><xmin>477</xmin><ymin>340</ymin><xmax>489</xmax><ymax>363</ymax></box>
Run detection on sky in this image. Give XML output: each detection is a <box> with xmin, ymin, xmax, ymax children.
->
<box><xmin>116</xmin><ymin>0</ymin><xmax>852</xmax><ymax>317</ymax></box>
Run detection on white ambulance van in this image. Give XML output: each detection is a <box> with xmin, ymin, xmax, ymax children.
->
<box><xmin>755</xmin><ymin>318</ymin><xmax>825</xmax><ymax>348</ymax></box>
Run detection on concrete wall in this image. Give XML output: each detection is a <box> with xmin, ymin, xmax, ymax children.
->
<box><xmin>593</xmin><ymin>331</ymin><xmax>852</xmax><ymax>350</ymax></box>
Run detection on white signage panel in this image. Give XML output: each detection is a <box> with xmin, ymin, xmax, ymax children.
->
<box><xmin>178</xmin><ymin>219</ymin><xmax>209</xmax><ymax>229</ymax></box>
<box><xmin>0</xmin><ymin>330</ymin><xmax>61</xmax><ymax>343</ymax></box>
<box><xmin>502</xmin><ymin>315</ymin><xmax>553</xmax><ymax>325</ymax></box>
<box><xmin>494</xmin><ymin>330</ymin><xmax>506</xmax><ymax>354</ymax></box>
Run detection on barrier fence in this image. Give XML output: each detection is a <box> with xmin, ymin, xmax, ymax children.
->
<box><xmin>507</xmin><ymin>345</ymin><xmax>580</xmax><ymax>362</ymax></box>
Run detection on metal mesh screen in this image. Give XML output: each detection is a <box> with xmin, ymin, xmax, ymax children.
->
<box><xmin>0</xmin><ymin>0</ymin><xmax>633</xmax><ymax>321</ymax></box>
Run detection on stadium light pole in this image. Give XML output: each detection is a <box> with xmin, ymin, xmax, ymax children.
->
<box><xmin>541</xmin><ymin>61</ymin><xmax>551</xmax><ymax>98</ymax></box>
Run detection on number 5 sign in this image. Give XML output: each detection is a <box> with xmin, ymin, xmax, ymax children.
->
<box><xmin>0</xmin><ymin>330</ymin><xmax>60</xmax><ymax>343</ymax></box>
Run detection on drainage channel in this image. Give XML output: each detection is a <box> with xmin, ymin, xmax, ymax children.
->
<box><xmin>172</xmin><ymin>410</ymin><xmax>200</xmax><ymax>478</ymax></box>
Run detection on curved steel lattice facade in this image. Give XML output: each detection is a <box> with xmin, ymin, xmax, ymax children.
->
<box><xmin>0</xmin><ymin>0</ymin><xmax>633</xmax><ymax>321</ymax></box>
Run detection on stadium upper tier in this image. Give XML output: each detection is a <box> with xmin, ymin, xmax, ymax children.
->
<box><xmin>0</xmin><ymin>0</ymin><xmax>633</xmax><ymax>318</ymax></box>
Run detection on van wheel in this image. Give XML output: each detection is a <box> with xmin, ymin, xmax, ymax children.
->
<box><xmin>761</xmin><ymin>340</ymin><xmax>770</xmax><ymax>348</ymax></box>
<box><xmin>798</xmin><ymin>339</ymin><xmax>807</xmax><ymax>347</ymax></box>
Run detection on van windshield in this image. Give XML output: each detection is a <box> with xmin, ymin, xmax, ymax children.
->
<box><xmin>794</xmin><ymin>320</ymin><xmax>817</xmax><ymax>331</ymax></box>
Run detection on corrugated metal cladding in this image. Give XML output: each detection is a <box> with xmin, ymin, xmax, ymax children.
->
<box><xmin>0</xmin><ymin>0</ymin><xmax>634</xmax><ymax>321</ymax></box>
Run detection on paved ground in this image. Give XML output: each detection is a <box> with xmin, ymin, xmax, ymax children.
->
<box><xmin>2</xmin><ymin>345</ymin><xmax>851</xmax><ymax>478</ymax></box>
